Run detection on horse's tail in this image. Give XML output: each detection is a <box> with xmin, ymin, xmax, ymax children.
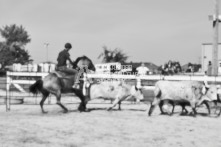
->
<box><xmin>29</xmin><ymin>80</ymin><xmax>43</xmax><ymax>95</ymax></box>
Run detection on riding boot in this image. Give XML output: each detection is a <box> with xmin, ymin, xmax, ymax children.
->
<box><xmin>72</xmin><ymin>74</ymin><xmax>80</xmax><ymax>89</ymax></box>
<box><xmin>73</xmin><ymin>82</ymin><xmax>80</xmax><ymax>89</ymax></box>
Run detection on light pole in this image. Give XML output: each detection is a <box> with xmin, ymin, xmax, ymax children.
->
<box><xmin>209</xmin><ymin>0</ymin><xmax>220</xmax><ymax>76</ymax></box>
<box><xmin>44</xmin><ymin>43</ymin><xmax>49</xmax><ymax>63</ymax></box>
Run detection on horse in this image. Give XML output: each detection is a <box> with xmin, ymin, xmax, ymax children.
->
<box><xmin>29</xmin><ymin>55</ymin><xmax>95</xmax><ymax>113</ymax></box>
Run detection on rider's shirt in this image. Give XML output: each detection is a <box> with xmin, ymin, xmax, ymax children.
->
<box><xmin>57</xmin><ymin>49</ymin><xmax>70</xmax><ymax>67</ymax></box>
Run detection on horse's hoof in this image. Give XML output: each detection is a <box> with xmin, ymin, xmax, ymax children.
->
<box><xmin>169</xmin><ymin>113</ymin><xmax>173</xmax><ymax>116</ymax></box>
<box><xmin>63</xmin><ymin>110</ymin><xmax>68</xmax><ymax>113</ymax></box>
<box><xmin>78</xmin><ymin>109</ymin><xmax>83</xmax><ymax>112</ymax></box>
<box><xmin>79</xmin><ymin>110</ymin><xmax>88</xmax><ymax>112</ymax></box>
<box><xmin>78</xmin><ymin>107</ymin><xmax>85</xmax><ymax>112</ymax></box>
<box><xmin>78</xmin><ymin>108</ymin><xmax>85</xmax><ymax>112</ymax></box>
<box><xmin>189</xmin><ymin>112</ymin><xmax>197</xmax><ymax>117</ymax></box>
<box><xmin>83</xmin><ymin>109</ymin><xmax>90</xmax><ymax>112</ymax></box>
<box><xmin>160</xmin><ymin>112</ymin><xmax>167</xmax><ymax>115</ymax></box>
<box><xmin>106</xmin><ymin>108</ymin><xmax>112</xmax><ymax>111</ymax></box>
<box><xmin>42</xmin><ymin>111</ymin><xmax>48</xmax><ymax>114</ymax></box>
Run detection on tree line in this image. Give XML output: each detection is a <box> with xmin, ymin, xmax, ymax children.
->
<box><xmin>0</xmin><ymin>24</ymin><xmax>200</xmax><ymax>74</ymax></box>
<box><xmin>0</xmin><ymin>24</ymin><xmax>31</xmax><ymax>69</ymax></box>
<box><xmin>0</xmin><ymin>24</ymin><xmax>128</xmax><ymax>70</ymax></box>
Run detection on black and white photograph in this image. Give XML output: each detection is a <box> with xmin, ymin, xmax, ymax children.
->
<box><xmin>0</xmin><ymin>0</ymin><xmax>221</xmax><ymax>147</ymax></box>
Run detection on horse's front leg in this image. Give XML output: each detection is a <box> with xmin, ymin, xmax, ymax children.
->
<box><xmin>78</xmin><ymin>96</ymin><xmax>90</xmax><ymax>112</ymax></box>
<box><xmin>73</xmin><ymin>89</ymin><xmax>88</xmax><ymax>112</ymax></box>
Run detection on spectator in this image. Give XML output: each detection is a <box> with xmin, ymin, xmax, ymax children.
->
<box><xmin>207</xmin><ymin>61</ymin><xmax>212</xmax><ymax>76</ymax></box>
<box><xmin>136</xmin><ymin>62</ymin><xmax>149</xmax><ymax>75</ymax></box>
<box><xmin>174</xmin><ymin>62</ymin><xmax>181</xmax><ymax>73</ymax></box>
<box><xmin>160</xmin><ymin>63</ymin><xmax>168</xmax><ymax>75</ymax></box>
<box><xmin>160</xmin><ymin>60</ymin><xmax>182</xmax><ymax>75</ymax></box>
<box><xmin>186</xmin><ymin>63</ymin><xmax>193</xmax><ymax>73</ymax></box>
<box><xmin>167</xmin><ymin>60</ymin><xmax>173</xmax><ymax>75</ymax></box>
<box><xmin>219</xmin><ymin>62</ymin><xmax>221</xmax><ymax>74</ymax></box>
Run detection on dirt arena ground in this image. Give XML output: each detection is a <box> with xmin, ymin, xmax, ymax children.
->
<box><xmin>0</xmin><ymin>98</ymin><xmax>221</xmax><ymax>147</ymax></box>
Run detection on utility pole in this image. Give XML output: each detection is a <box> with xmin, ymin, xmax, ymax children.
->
<box><xmin>44</xmin><ymin>43</ymin><xmax>49</xmax><ymax>62</ymax></box>
<box><xmin>212</xmin><ymin>0</ymin><xmax>220</xmax><ymax>76</ymax></box>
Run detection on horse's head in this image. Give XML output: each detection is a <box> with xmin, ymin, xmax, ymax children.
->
<box><xmin>72</xmin><ymin>55</ymin><xmax>95</xmax><ymax>72</ymax></box>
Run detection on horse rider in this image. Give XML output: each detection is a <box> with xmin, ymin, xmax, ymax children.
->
<box><xmin>56</xmin><ymin>42</ymin><xmax>80</xmax><ymax>89</ymax></box>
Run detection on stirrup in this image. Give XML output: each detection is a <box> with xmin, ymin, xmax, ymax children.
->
<box><xmin>73</xmin><ymin>83</ymin><xmax>80</xmax><ymax>89</ymax></box>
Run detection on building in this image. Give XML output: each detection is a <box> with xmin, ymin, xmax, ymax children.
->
<box><xmin>201</xmin><ymin>43</ymin><xmax>221</xmax><ymax>73</ymax></box>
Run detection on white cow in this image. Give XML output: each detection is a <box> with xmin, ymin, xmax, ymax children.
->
<box><xmin>84</xmin><ymin>80</ymin><xmax>144</xmax><ymax>110</ymax></box>
<box><xmin>148</xmin><ymin>81</ymin><xmax>218</xmax><ymax>116</ymax></box>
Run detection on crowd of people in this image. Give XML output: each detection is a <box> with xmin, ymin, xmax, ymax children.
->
<box><xmin>159</xmin><ymin>60</ymin><xmax>182</xmax><ymax>75</ymax></box>
<box><xmin>157</xmin><ymin>60</ymin><xmax>203</xmax><ymax>75</ymax></box>
<box><xmin>134</xmin><ymin>60</ymin><xmax>203</xmax><ymax>76</ymax></box>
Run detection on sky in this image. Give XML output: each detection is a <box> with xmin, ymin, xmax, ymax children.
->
<box><xmin>0</xmin><ymin>0</ymin><xmax>219</xmax><ymax>66</ymax></box>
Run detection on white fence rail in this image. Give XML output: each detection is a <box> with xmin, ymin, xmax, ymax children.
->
<box><xmin>85</xmin><ymin>73</ymin><xmax>221</xmax><ymax>82</ymax></box>
<box><xmin>83</xmin><ymin>73</ymin><xmax>221</xmax><ymax>93</ymax></box>
<box><xmin>6</xmin><ymin>72</ymin><xmax>48</xmax><ymax>111</ymax></box>
<box><xmin>5</xmin><ymin>71</ymin><xmax>221</xmax><ymax>111</ymax></box>
<box><xmin>84</xmin><ymin>73</ymin><xmax>221</xmax><ymax>88</ymax></box>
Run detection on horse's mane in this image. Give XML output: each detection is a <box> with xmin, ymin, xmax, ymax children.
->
<box><xmin>73</xmin><ymin>55</ymin><xmax>95</xmax><ymax>71</ymax></box>
<box><xmin>74</xmin><ymin>55</ymin><xmax>90</xmax><ymax>64</ymax></box>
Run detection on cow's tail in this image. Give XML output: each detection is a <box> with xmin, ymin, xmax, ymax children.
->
<box><xmin>154</xmin><ymin>86</ymin><xmax>161</xmax><ymax>98</ymax></box>
<box><xmin>29</xmin><ymin>80</ymin><xmax>43</xmax><ymax>95</ymax></box>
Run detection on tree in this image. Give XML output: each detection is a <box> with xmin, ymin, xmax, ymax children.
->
<box><xmin>98</xmin><ymin>46</ymin><xmax>128</xmax><ymax>63</ymax></box>
<box><xmin>0</xmin><ymin>24</ymin><xmax>31</xmax><ymax>46</ymax></box>
<box><xmin>0</xmin><ymin>24</ymin><xmax>31</xmax><ymax>69</ymax></box>
<box><xmin>0</xmin><ymin>44</ymin><xmax>14</xmax><ymax>68</ymax></box>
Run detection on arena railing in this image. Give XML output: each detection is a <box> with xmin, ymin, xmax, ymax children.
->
<box><xmin>6</xmin><ymin>72</ymin><xmax>48</xmax><ymax>111</ymax></box>
<box><xmin>5</xmin><ymin>71</ymin><xmax>221</xmax><ymax>111</ymax></box>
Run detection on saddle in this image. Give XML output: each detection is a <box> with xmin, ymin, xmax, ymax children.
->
<box><xmin>53</xmin><ymin>71</ymin><xmax>74</xmax><ymax>80</ymax></box>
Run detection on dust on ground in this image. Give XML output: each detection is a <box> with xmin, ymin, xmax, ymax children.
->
<box><xmin>0</xmin><ymin>98</ymin><xmax>220</xmax><ymax>147</ymax></box>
